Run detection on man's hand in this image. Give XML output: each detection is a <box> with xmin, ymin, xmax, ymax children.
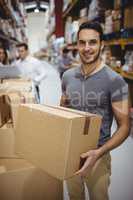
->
<box><xmin>75</xmin><ymin>149</ymin><xmax>101</xmax><ymax>177</ymax></box>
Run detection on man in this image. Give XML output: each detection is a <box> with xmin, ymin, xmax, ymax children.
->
<box><xmin>13</xmin><ymin>43</ymin><xmax>47</xmax><ymax>102</ymax></box>
<box><xmin>57</xmin><ymin>47</ymin><xmax>73</xmax><ymax>79</ymax></box>
<box><xmin>0</xmin><ymin>43</ymin><xmax>47</xmax><ymax>103</ymax></box>
<box><xmin>61</xmin><ymin>22</ymin><xmax>129</xmax><ymax>200</ymax></box>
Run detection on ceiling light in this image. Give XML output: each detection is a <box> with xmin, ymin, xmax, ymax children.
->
<box><xmin>34</xmin><ymin>8</ymin><xmax>39</xmax><ymax>13</ymax></box>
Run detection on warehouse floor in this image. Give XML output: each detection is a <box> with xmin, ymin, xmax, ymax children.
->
<box><xmin>43</xmin><ymin>63</ymin><xmax>133</xmax><ymax>200</ymax></box>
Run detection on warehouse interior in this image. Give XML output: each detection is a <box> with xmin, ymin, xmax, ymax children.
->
<box><xmin>0</xmin><ymin>0</ymin><xmax>133</xmax><ymax>200</ymax></box>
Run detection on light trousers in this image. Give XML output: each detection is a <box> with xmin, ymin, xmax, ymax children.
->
<box><xmin>66</xmin><ymin>153</ymin><xmax>111</xmax><ymax>200</ymax></box>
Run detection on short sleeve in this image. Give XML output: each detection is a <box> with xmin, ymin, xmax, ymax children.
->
<box><xmin>110</xmin><ymin>75</ymin><xmax>128</xmax><ymax>102</ymax></box>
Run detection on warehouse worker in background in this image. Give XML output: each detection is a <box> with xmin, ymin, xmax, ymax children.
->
<box><xmin>61</xmin><ymin>22</ymin><xmax>129</xmax><ymax>200</ymax></box>
<box><xmin>13</xmin><ymin>43</ymin><xmax>47</xmax><ymax>103</ymax></box>
<box><xmin>57</xmin><ymin>47</ymin><xmax>73</xmax><ymax>79</ymax></box>
<box><xmin>0</xmin><ymin>43</ymin><xmax>47</xmax><ymax>103</ymax></box>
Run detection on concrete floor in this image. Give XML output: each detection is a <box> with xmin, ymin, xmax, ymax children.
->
<box><xmin>42</xmin><ymin>62</ymin><xmax>133</xmax><ymax>200</ymax></box>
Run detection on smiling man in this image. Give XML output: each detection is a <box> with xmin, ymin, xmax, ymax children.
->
<box><xmin>61</xmin><ymin>22</ymin><xmax>130</xmax><ymax>200</ymax></box>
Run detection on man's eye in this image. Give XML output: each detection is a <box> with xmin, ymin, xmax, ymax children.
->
<box><xmin>78</xmin><ymin>40</ymin><xmax>98</xmax><ymax>46</ymax></box>
<box><xmin>89</xmin><ymin>40</ymin><xmax>97</xmax><ymax>45</ymax></box>
<box><xmin>79</xmin><ymin>41</ymin><xmax>86</xmax><ymax>45</ymax></box>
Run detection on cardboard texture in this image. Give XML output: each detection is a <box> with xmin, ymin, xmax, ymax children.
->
<box><xmin>0</xmin><ymin>95</ymin><xmax>12</xmax><ymax>127</ymax></box>
<box><xmin>15</xmin><ymin>104</ymin><xmax>102</xmax><ymax>180</ymax></box>
<box><xmin>0</xmin><ymin>78</ymin><xmax>35</xmax><ymax>125</ymax></box>
<box><xmin>0</xmin><ymin>158</ymin><xmax>63</xmax><ymax>200</ymax></box>
<box><xmin>0</xmin><ymin>79</ymin><xmax>35</xmax><ymax>159</ymax></box>
<box><xmin>8</xmin><ymin>93</ymin><xmax>35</xmax><ymax>126</ymax></box>
<box><xmin>0</xmin><ymin>78</ymin><xmax>35</xmax><ymax>105</ymax></box>
<box><xmin>0</xmin><ymin>92</ymin><xmax>34</xmax><ymax>158</ymax></box>
<box><xmin>1</xmin><ymin>78</ymin><xmax>32</xmax><ymax>93</ymax></box>
<box><xmin>5</xmin><ymin>92</ymin><xmax>35</xmax><ymax>127</ymax></box>
<box><xmin>0</xmin><ymin>127</ymin><xmax>18</xmax><ymax>158</ymax></box>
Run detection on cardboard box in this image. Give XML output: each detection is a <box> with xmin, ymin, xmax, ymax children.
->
<box><xmin>2</xmin><ymin>78</ymin><xmax>32</xmax><ymax>93</ymax></box>
<box><xmin>15</xmin><ymin>104</ymin><xmax>102</xmax><ymax>180</ymax></box>
<box><xmin>0</xmin><ymin>92</ymin><xmax>34</xmax><ymax>158</ymax></box>
<box><xmin>0</xmin><ymin>127</ymin><xmax>17</xmax><ymax>158</ymax></box>
<box><xmin>0</xmin><ymin>78</ymin><xmax>35</xmax><ymax>105</ymax></box>
<box><xmin>0</xmin><ymin>95</ymin><xmax>12</xmax><ymax>127</ymax></box>
<box><xmin>0</xmin><ymin>78</ymin><xmax>35</xmax><ymax>126</ymax></box>
<box><xmin>0</xmin><ymin>158</ymin><xmax>63</xmax><ymax>200</ymax></box>
<box><xmin>4</xmin><ymin>92</ymin><xmax>35</xmax><ymax>127</ymax></box>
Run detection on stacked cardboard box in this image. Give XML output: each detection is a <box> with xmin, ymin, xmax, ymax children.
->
<box><xmin>0</xmin><ymin>125</ymin><xmax>16</xmax><ymax>158</ymax></box>
<box><xmin>0</xmin><ymin>78</ymin><xmax>35</xmax><ymax>158</ymax></box>
<box><xmin>1</xmin><ymin>78</ymin><xmax>32</xmax><ymax>93</ymax></box>
<box><xmin>0</xmin><ymin>78</ymin><xmax>35</xmax><ymax>104</ymax></box>
<box><xmin>15</xmin><ymin>104</ymin><xmax>102</xmax><ymax>180</ymax></box>
<box><xmin>0</xmin><ymin>95</ymin><xmax>12</xmax><ymax>128</ymax></box>
<box><xmin>0</xmin><ymin>78</ymin><xmax>35</xmax><ymax>126</ymax></box>
<box><xmin>0</xmin><ymin>84</ymin><xmax>63</xmax><ymax>199</ymax></box>
<box><xmin>0</xmin><ymin>158</ymin><xmax>63</xmax><ymax>200</ymax></box>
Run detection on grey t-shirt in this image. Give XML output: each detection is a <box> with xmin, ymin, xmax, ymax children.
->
<box><xmin>62</xmin><ymin>65</ymin><xmax>128</xmax><ymax>146</ymax></box>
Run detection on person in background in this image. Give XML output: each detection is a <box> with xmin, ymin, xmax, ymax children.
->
<box><xmin>0</xmin><ymin>46</ymin><xmax>9</xmax><ymax>65</ymax></box>
<box><xmin>61</xmin><ymin>21</ymin><xmax>129</xmax><ymax>200</ymax></box>
<box><xmin>122</xmin><ymin>51</ymin><xmax>133</xmax><ymax>73</ymax></box>
<box><xmin>102</xmin><ymin>46</ymin><xmax>112</xmax><ymax>66</ymax></box>
<box><xmin>13</xmin><ymin>43</ymin><xmax>47</xmax><ymax>102</ymax></box>
<box><xmin>57</xmin><ymin>47</ymin><xmax>73</xmax><ymax>79</ymax></box>
<box><xmin>71</xmin><ymin>48</ymin><xmax>80</xmax><ymax>67</ymax></box>
<box><xmin>0</xmin><ymin>43</ymin><xmax>47</xmax><ymax>103</ymax></box>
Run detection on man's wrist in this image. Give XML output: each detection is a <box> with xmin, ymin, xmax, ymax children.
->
<box><xmin>97</xmin><ymin>145</ymin><xmax>109</xmax><ymax>158</ymax></box>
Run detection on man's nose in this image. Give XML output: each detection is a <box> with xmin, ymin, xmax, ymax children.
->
<box><xmin>84</xmin><ymin>42</ymin><xmax>90</xmax><ymax>50</ymax></box>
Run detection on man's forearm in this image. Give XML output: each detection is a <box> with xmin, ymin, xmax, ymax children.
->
<box><xmin>98</xmin><ymin>123</ymin><xmax>130</xmax><ymax>157</ymax></box>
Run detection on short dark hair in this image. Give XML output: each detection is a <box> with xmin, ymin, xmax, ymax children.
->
<box><xmin>62</xmin><ymin>47</ymin><xmax>69</xmax><ymax>54</ymax></box>
<box><xmin>77</xmin><ymin>21</ymin><xmax>103</xmax><ymax>41</ymax></box>
<box><xmin>16</xmin><ymin>43</ymin><xmax>28</xmax><ymax>50</ymax></box>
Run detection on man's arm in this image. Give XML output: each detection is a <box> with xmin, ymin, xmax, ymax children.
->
<box><xmin>34</xmin><ymin>61</ymin><xmax>47</xmax><ymax>84</ymax></box>
<box><xmin>76</xmin><ymin>99</ymin><xmax>130</xmax><ymax>176</ymax></box>
<box><xmin>99</xmin><ymin>99</ymin><xmax>129</xmax><ymax>153</ymax></box>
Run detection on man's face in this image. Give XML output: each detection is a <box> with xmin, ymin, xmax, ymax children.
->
<box><xmin>17</xmin><ymin>46</ymin><xmax>28</xmax><ymax>60</ymax></box>
<box><xmin>0</xmin><ymin>48</ymin><xmax>5</xmax><ymax>63</ymax></box>
<box><xmin>77</xmin><ymin>29</ymin><xmax>103</xmax><ymax>65</ymax></box>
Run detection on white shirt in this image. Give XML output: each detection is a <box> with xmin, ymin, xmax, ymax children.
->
<box><xmin>0</xmin><ymin>56</ymin><xmax>48</xmax><ymax>103</ymax></box>
<box><xmin>0</xmin><ymin>55</ymin><xmax>47</xmax><ymax>84</ymax></box>
<box><xmin>12</xmin><ymin>55</ymin><xmax>46</xmax><ymax>84</ymax></box>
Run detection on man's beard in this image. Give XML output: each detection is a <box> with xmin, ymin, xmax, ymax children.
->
<box><xmin>80</xmin><ymin>46</ymin><xmax>101</xmax><ymax>65</ymax></box>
